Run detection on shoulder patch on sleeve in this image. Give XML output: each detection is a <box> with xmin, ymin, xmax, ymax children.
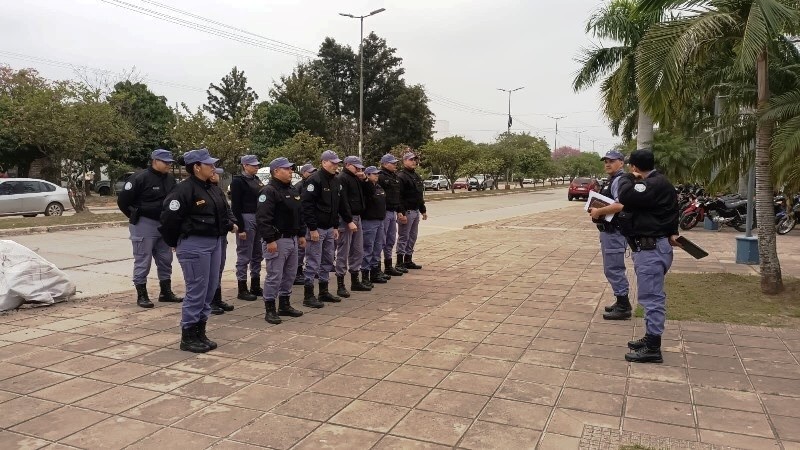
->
<box><xmin>306</xmin><ymin>184</ymin><xmax>315</xmax><ymax>192</ymax></box>
<box><xmin>258</xmin><ymin>194</ymin><xmax>267</xmax><ymax>203</ymax></box>
<box><xmin>168</xmin><ymin>200</ymin><xmax>180</xmax><ymax>211</ymax></box>
<box><xmin>124</xmin><ymin>182</ymin><xmax>133</xmax><ymax>190</ymax></box>
<box><xmin>634</xmin><ymin>184</ymin><xmax>647</xmax><ymax>193</ymax></box>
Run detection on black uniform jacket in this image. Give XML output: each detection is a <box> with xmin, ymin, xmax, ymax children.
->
<box><xmin>397</xmin><ymin>168</ymin><xmax>426</xmax><ymax>214</ymax></box>
<box><xmin>256</xmin><ymin>177</ymin><xmax>306</xmax><ymax>244</ymax></box>
<box><xmin>378</xmin><ymin>169</ymin><xmax>402</xmax><ymax>212</ymax></box>
<box><xmin>230</xmin><ymin>173</ymin><xmax>264</xmax><ymax>230</ymax></box>
<box><xmin>117</xmin><ymin>167</ymin><xmax>177</xmax><ymax>221</ymax></box>
<box><xmin>336</xmin><ymin>169</ymin><xmax>366</xmax><ymax>223</ymax></box>
<box><xmin>617</xmin><ymin>171</ymin><xmax>679</xmax><ymax>237</ymax></box>
<box><xmin>362</xmin><ymin>181</ymin><xmax>387</xmax><ymax>221</ymax></box>
<box><xmin>301</xmin><ymin>169</ymin><xmax>341</xmax><ymax>231</ymax></box>
<box><xmin>159</xmin><ymin>176</ymin><xmax>233</xmax><ymax>247</ymax></box>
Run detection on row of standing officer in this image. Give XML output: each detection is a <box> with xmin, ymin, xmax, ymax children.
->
<box><xmin>588</xmin><ymin>149</ymin><xmax>680</xmax><ymax>364</ymax></box>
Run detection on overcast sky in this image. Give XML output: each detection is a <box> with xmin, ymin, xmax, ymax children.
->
<box><xmin>1</xmin><ymin>0</ymin><xmax>621</xmax><ymax>154</ymax></box>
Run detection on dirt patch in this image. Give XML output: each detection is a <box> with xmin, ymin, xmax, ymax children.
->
<box><xmin>0</xmin><ymin>212</ymin><xmax>127</xmax><ymax>230</ymax></box>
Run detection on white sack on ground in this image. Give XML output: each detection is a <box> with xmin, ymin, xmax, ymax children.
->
<box><xmin>0</xmin><ymin>240</ymin><xmax>76</xmax><ymax>311</ymax></box>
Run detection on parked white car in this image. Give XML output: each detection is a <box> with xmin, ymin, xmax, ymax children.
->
<box><xmin>0</xmin><ymin>178</ymin><xmax>73</xmax><ymax>217</ymax></box>
<box><xmin>423</xmin><ymin>175</ymin><xmax>450</xmax><ymax>191</ymax></box>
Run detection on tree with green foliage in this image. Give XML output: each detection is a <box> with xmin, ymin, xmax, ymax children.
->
<box><xmin>270</xmin><ymin>63</ymin><xmax>331</xmax><ymax>138</ymax></box>
<box><xmin>266</xmin><ymin>131</ymin><xmax>332</xmax><ymax>167</ymax></box>
<box><xmin>204</xmin><ymin>66</ymin><xmax>259</xmax><ymax>122</ymax></box>
<box><xmin>559</xmin><ymin>152</ymin><xmax>605</xmax><ymax>179</ymax></box>
<box><xmin>420</xmin><ymin>136</ymin><xmax>477</xmax><ymax>193</ymax></box>
<box><xmin>108</xmin><ymin>80</ymin><xmax>174</xmax><ymax>168</ymax></box>
<box><xmin>515</xmin><ymin>139</ymin><xmax>553</xmax><ymax>187</ymax></box>
<box><xmin>251</xmin><ymin>101</ymin><xmax>301</xmax><ymax>155</ymax></box>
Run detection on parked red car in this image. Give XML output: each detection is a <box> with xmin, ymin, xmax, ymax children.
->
<box><xmin>452</xmin><ymin>177</ymin><xmax>469</xmax><ymax>189</ymax></box>
<box><xmin>567</xmin><ymin>177</ymin><xmax>600</xmax><ymax>201</ymax></box>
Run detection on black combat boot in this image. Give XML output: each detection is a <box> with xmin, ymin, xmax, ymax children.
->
<box><xmin>404</xmin><ymin>254</ymin><xmax>422</xmax><ymax>269</ymax></box>
<box><xmin>360</xmin><ymin>270</ymin><xmax>375</xmax><ymax>289</ymax></box>
<box><xmin>136</xmin><ymin>284</ymin><xmax>154</xmax><ymax>308</ymax></box>
<box><xmin>158</xmin><ymin>279</ymin><xmax>183</xmax><ymax>303</ymax></box>
<box><xmin>214</xmin><ymin>287</ymin><xmax>234</xmax><ymax>311</ymax></box>
<box><xmin>318</xmin><ymin>282</ymin><xmax>341</xmax><ymax>303</ymax></box>
<box><xmin>351</xmin><ymin>271</ymin><xmax>371</xmax><ymax>291</ymax></box>
<box><xmin>210</xmin><ymin>289</ymin><xmax>225</xmax><ymax>315</ymax></box>
<box><xmin>377</xmin><ymin>262</ymin><xmax>391</xmax><ymax>281</ymax></box>
<box><xmin>602</xmin><ymin>295</ymin><xmax>632</xmax><ymax>320</ymax></box>
<box><xmin>384</xmin><ymin>258</ymin><xmax>403</xmax><ymax>276</ymax></box>
<box><xmin>264</xmin><ymin>301</ymin><xmax>282</xmax><ymax>324</ymax></box>
<box><xmin>370</xmin><ymin>267</ymin><xmax>388</xmax><ymax>284</ymax></box>
<box><xmin>303</xmin><ymin>284</ymin><xmax>324</xmax><ymax>308</ymax></box>
<box><xmin>625</xmin><ymin>334</ymin><xmax>663</xmax><ymax>363</ymax></box>
<box><xmin>293</xmin><ymin>266</ymin><xmax>305</xmax><ymax>286</ymax></box>
<box><xmin>180</xmin><ymin>324</ymin><xmax>210</xmax><ymax>353</ymax></box>
<box><xmin>278</xmin><ymin>295</ymin><xmax>304</xmax><ymax>317</ymax></box>
<box><xmin>197</xmin><ymin>320</ymin><xmax>217</xmax><ymax>350</ymax></box>
<box><xmin>628</xmin><ymin>335</ymin><xmax>647</xmax><ymax>350</ymax></box>
<box><xmin>250</xmin><ymin>276</ymin><xmax>263</xmax><ymax>297</ymax></box>
<box><xmin>238</xmin><ymin>280</ymin><xmax>257</xmax><ymax>301</ymax></box>
<box><xmin>336</xmin><ymin>275</ymin><xmax>351</xmax><ymax>298</ymax></box>
<box><xmin>604</xmin><ymin>294</ymin><xmax>630</xmax><ymax>312</ymax></box>
<box><xmin>395</xmin><ymin>254</ymin><xmax>408</xmax><ymax>273</ymax></box>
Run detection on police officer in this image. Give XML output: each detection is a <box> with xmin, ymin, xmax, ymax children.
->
<box><xmin>396</xmin><ymin>151</ymin><xmax>427</xmax><ymax>270</ymax></box>
<box><xmin>293</xmin><ymin>163</ymin><xmax>317</xmax><ymax>286</ymax></box>
<box><xmin>160</xmin><ymin>149</ymin><xmax>236</xmax><ymax>353</ymax></box>
<box><xmin>230</xmin><ymin>155</ymin><xmax>264</xmax><ymax>302</ymax></box>
<box><xmin>209</xmin><ymin>167</ymin><xmax>235</xmax><ymax>315</ymax></box>
<box><xmin>256</xmin><ymin>157</ymin><xmax>306</xmax><ymax>324</ymax></box>
<box><xmin>361</xmin><ymin>166</ymin><xmax>390</xmax><ymax>285</ymax></box>
<box><xmin>301</xmin><ymin>150</ymin><xmax>342</xmax><ymax>307</ymax></box>
<box><xmin>587</xmin><ymin>150</ymin><xmax>631</xmax><ymax>320</ymax></box>
<box><xmin>336</xmin><ymin>155</ymin><xmax>371</xmax><ymax>295</ymax></box>
<box><xmin>378</xmin><ymin>154</ymin><xmax>406</xmax><ymax>277</ymax></box>
<box><xmin>613</xmin><ymin>149</ymin><xmax>679</xmax><ymax>363</ymax></box>
<box><xmin>117</xmin><ymin>149</ymin><xmax>182</xmax><ymax>308</ymax></box>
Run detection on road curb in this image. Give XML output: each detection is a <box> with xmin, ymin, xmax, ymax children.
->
<box><xmin>0</xmin><ymin>221</ymin><xmax>128</xmax><ymax>237</ymax></box>
<box><xmin>425</xmin><ymin>185</ymin><xmax>562</xmax><ymax>202</ymax></box>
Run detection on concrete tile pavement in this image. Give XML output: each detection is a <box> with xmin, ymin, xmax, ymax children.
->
<box><xmin>1</xmin><ymin>203</ymin><xmax>799</xmax><ymax>449</ymax></box>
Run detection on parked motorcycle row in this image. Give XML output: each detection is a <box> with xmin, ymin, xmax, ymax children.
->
<box><xmin>675</xmin><ymin>184</ymin><xmax>800</xmax><ymax>235</ymax></box>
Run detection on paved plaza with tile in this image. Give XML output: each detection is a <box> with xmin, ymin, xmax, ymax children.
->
<box><xmin>2</xmin><ymin>203</ymin><xmax>800</xmax><ymax>449</ymax></box>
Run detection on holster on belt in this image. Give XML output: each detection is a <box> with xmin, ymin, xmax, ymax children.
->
<box><xmin>129</xmin><ymin>207</ymin><xmax>140</xmax><ymax>225</ymax></box>
<box><xmin>596</xmin><ymin>222</ymin><xmax>611</xmax><ymax>232</ymax></box>
<box><xmin>628</xmin><ymin>236</ymin><xmax>657</xmax><ymax>251</ymax></box>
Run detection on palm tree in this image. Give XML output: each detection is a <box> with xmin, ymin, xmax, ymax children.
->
<box><xmin>573</xmin><ymin>0</ymin><xmax>666</xmax><ymax>149</ymax></box>
<box><xmin>636</xmin><ymin>0</ymin><xmax>800</xmax><ymax>294</ymax></box>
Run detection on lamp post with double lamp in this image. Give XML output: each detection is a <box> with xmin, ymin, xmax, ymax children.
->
<box><xmin>497</xmin><ymin>87</ymin><xmax>524</xmax><ymax>189</ymax></box>
<box><xmin>339</xmin><ymin>8</ymin><xmax>386</xmax><ymax>159</ymax></box>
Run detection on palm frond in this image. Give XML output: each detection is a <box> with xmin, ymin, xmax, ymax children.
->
<box><xmin>573</xmin><ymin>46</ymin><xmax>631</xmax><ymax>91</ymax></box>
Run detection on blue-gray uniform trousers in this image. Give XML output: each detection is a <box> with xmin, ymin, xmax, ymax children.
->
<box><xmin>362</xmin><ymin>219</ymin><xmax>384</xmax><ymax>270</ymax></box>
<box><xmin>176</xmin><ymin>235</ymin><xmax>224</xmax><ymax>329</ymax></box>
<box><xmin>219</xmin><ymin>236</ymin><xmax>228</xmax><ymax>285</ymax></box>
<box><xmin>129</xmin><ymin>217</ymin><xmax>173</xmax><ymax>285</ymax></box>
<box><xmin>263</xmin><ymin>237</ymin><xmax>298</xmax><ymax>301</ymax></box>
<box><xmin>397</xmin><ymin>209</ymin><xmax>420</xmax><ymax>255</ymax></box>
<box><xmin>632</xmin><ymin>237</ymin><xmax>673</xmax><ymax>336</ymax></box>
<box><xmin>382</xmin><ymin>211</ymin><xmax>397</xmax><ymax>259</ymax></box>
<box><xmin>304</xmin><ymin>228</ymin><xmax>336</xmax><ymax>284</ymax></box>
<box><xmin>599</xmin><ymin>230</ymin><xmax>629</xmax><ymax>296</ymax></box>
<box><xmin>336</xmin><ymin>216</ymin><xmax>363</xmax><ymax>276</ymax></box>
<box><xmin>235</xmin><ymin>213</ymin><xmax>263</xmax><ymax>281</ymax></box>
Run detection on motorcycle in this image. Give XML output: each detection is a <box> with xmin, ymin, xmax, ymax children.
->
<box><xmin>777</xmin><ymin>194</ymin><xmax>800</xmax><ymax>235</ymax></box>
<box><xmin>705</xmin><ymin>195</ymin><xmax>754</xmax><ymax>232</ymax></box>
<box><xmin>679</xmin><ymin>195</ymin><xmax>707</xmax><ymax>230</ymax></box>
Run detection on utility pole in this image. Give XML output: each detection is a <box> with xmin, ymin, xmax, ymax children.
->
<box><xmin>497</xmin><ymin>87</ymin><xmax>524</xmax><ymax>189</ymax></box>
<box><xmin>340</xmin><ymin>8</ymin><xmax>386</xmax><ymax>159</ymax></box>
<box><xmin>576</xmin><ymin>130</ymin><xmax>586</xmax><ymax>151</ymax></box>
<box><xmin>590</xmin><ymin>139</ymin><xmax>597</xmax><ymax>153</ymax></box>
<box><xmin>548</xmin><ymin>115</ymin><xmax>565</xmax><ymax>150</ymax></box>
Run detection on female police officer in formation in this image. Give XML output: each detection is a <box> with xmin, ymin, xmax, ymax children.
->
<box><xmin>160</xmin><ymin>149</ymin><xmax>237</xmax><ymax>353</ymax></box>
<box><xmin>256</xmin><ymin>157</ymin><xmax>307</xmax><ymax>324</ymax></box>
<box><xmin>230</xmin><ymin>155</ymin><xmax>264</xmax><ymax>301</ymax></box>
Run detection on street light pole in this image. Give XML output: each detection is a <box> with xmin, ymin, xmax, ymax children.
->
<box><xmin>548</xmin><ymin>115</ymin><xmax>566</xmax><ymax>150</ymax></box>
<box><xmin>576</xmin><ymin>130</ymin><xmax>586</xmax><ymax>151</ymax></box>
<box><xmin>497</xmin><ymin>87</ymin><xmax>524</xmax><ymax>189</ymax></box>
<box><xmin>340</xmin><ymin>8</ymin><xmax>386</xmax><ymax>159</ymax></box>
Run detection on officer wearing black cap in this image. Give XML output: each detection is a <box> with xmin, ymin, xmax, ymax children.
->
<box><xmin>117</xmin><ymin>148</ymin><xmax>182</xmax><ymax>308</ymax></box>
<box><xmin>160</xmin><ymin>148</ymin><xmax>237</xmax><ymax>353</ymax></box>
<box><xmin>615</xmin><ymin>149</ymin><xmax>680</xmax><ymax>363</ymax></box>
<box><xmin>230</xmin><ymin>155</ymin><xmax>264</xmax><ymax>302</ymax></box>
<box><xmin>256</xmin><ymin>157</ymin><xmax>306</xmax><ymax>324</ymax></box>
<box><xmin>588</xmin><ymin>150</ymin><xmax>631</xmax><ymax>320</ymax></box>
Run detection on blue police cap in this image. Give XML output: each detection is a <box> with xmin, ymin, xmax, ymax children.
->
<box><xmin>601</xmin><ymin>150</ymin><xmax>625</xmax><ymax>161</ymax></box>
<box><xmin>321</xmin><ymin>150</ymin><xmax>342</xmax><ymax>163</ymax></box>
<box><xmin>269</xmin><ymin>157</ymin><xmax>295</xmax><ymax>171</ymax></box>
<box><xmin>380</xmin><ymin>153</ymin><xmax>399</xmax><ymax>164</ymax></box>
<box><xmin>364</xmin><ymin>166</ymin><xmax>379</xmax><ymax>175</ymax></box>
<box><xmin>183</xmin><ymin>149</ymin><xmax>219</xmax><ymax>165</ymax></box>
<box><xmin>151</xmin><ymin>149</ymin><xmax>174</xmax><ymax>163</ymax></box>
<box><xmin>344</xmin><ymin>156</ymin><xmax>364</xmax><ymax>169</ymax></box>
<box><xmin>241</xmin><ymin>155</ymin><xmax>261</xmax><ymax>166</ymax></box>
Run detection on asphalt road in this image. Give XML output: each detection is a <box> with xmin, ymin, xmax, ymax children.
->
<box><xmin>5</xmin><ymin>187</ymin><xmax>571</xmax><ymax>299</ymax></box>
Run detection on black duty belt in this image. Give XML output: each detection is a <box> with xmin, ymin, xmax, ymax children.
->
<box><xmin>280</xmin><ymin>233</ymin><xmax>297</xmax><ymax>239</ymax></box>
<box><xmin>626</xmin><ymin>236</ymin><xmax>665</xmax><ymax>252</ymax></box>
<box><xmin>596</xmin><ymin>222</ymin><xmax>615</xmax><ymax>233</ymax></box>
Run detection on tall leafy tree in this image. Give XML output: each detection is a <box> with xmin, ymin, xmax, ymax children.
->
<box><xmin>251</xmin><ymin>101</ymin><xmax>301</xmax><ymax>155</ymax></box>
<box><xmin>420</xmin><ymin>136</ymin><xmax>477</xmax><ymax>193</ymax></box>
<box><xmin>636</xmin><ymin>0</ymin><xmax>800</xmax><ymax>294</ymax></box>
<box><xmin>266</xmin><ymin>131</ymin><xmax>332</xmax><ymax>166</ymax></box>
<box><xmin>204</xmin><ymin>66</ymin><xmax>259</xmax><ymax>122</ymax></box>
<box><xmin>573</xmin><ymin>0</ymin><xmax>665</xmax><ymax>148</ymax></box>
<box><xmin>270</xmin><ymin>63</ymin><xmax>331</xmax><ymax>138</ymax></box>
<box><xmin>368</xmin><ymin>84</ymin><xmax>434</xmax><ymax>160</ymax></box>
<box><xmin>108</xmin><ymin>80</ymin><xmax>174</xmax><ymax>168</ymax></box>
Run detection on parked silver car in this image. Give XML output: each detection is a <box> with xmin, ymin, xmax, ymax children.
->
<box><xmin>0</xmin><ymin>178</ymin><xmax>73</xmax><ymax>217</ymax></box>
